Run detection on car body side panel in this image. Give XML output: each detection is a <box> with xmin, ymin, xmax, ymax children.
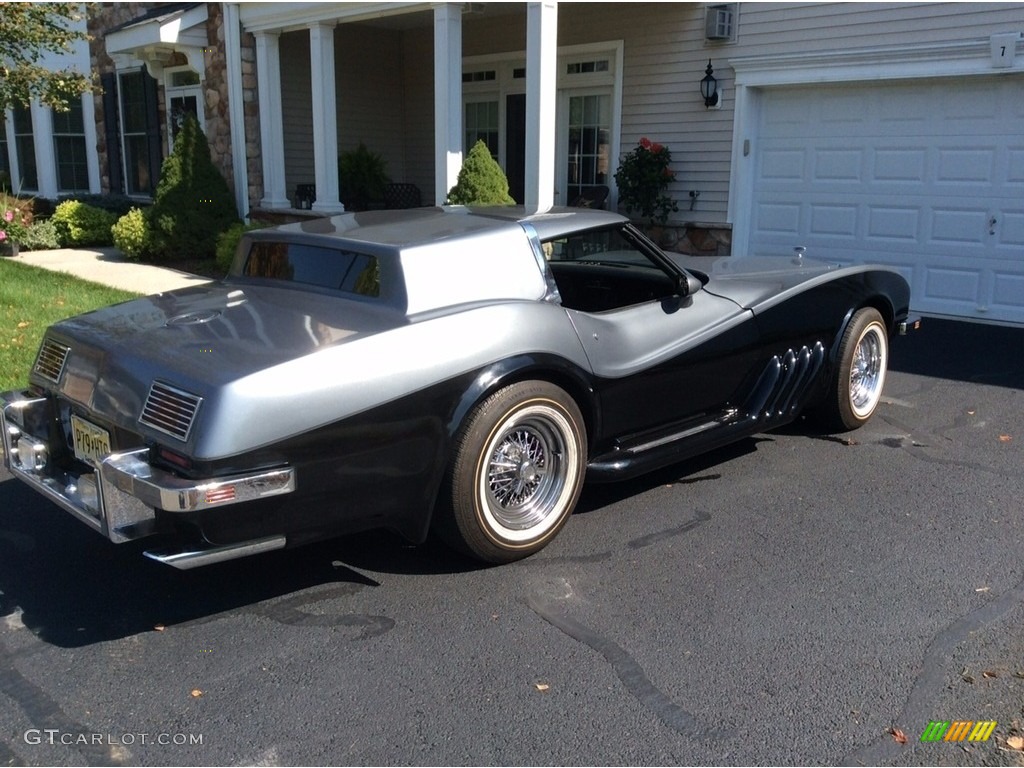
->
<box><xmin>181</xmin><ymin>353</ymin><xmax>599</xmax><ymax>547</ymax></box>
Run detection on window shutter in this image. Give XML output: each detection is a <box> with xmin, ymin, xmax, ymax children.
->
<box><xmin>101</xmin><ymin>72</ymin><xmax>123</xmax><ymax>194</ymax></box>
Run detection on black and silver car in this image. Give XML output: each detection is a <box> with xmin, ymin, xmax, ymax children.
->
<box><xmin>1</xmin><ymin>206</ymin><xmax>917</xmax><ymax>568</ymax></box>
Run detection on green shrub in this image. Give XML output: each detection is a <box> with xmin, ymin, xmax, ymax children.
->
<box><xmin>19</xmin><ymin>219</ymin><xmax>61</xmax><ymax>251</ymax></box>
<box><xmin>51</xmin><ymin>200</ymin><xmax>118</xmax><ymax>247</ymax></box>
<box><xmin>111</xmin><ymin>208</ymin><xmax>152</xmax><ymax>261</ymax></box>
<box><xmin>447</xmin><ymin>140</ymin><xmax>515</xmax><ymax>205</ymax></box>
<box><xmin>147</xmin><ymin>115</ymin><xmax>239</xmax><ymax>260</ymax></box>
<box><xmin>338</xmin><ymin>143</ymin><xmax>390</xmax><ymax>211</ymax></box>
<box><xmin>215</xmin><ymin>221</ymin><xmax>268</xmax><ymax>272</ymax></box>
<box><xmin>59</xmin><ymin>193</ymin><xmax>139</xmax><ymax>218</ymax></box>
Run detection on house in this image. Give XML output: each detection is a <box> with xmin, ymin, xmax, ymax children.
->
<box><xmin>3</xmin><ymin>2</ymin><xmax>1023</xmax><ymax>325</ymax></box>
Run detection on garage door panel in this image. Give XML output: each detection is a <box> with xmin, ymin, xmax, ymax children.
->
<box><xmin>1000</xmin><ymin>212</ymin><xmax>1024</xmax><ymax>247</ymax></box>
<box><xmin>760</xmin><ymin>149</ymin><xmax>805</xmax><ymax>180</ymax></box>
<box><xmin>936</xmin><ymin>148</ymin><xmax>996</xmax><ymax>185</ymax></box>
<box><xmin>866</xmin><ymin>207</ymin><xmax>919</xmax><ymax>242</ymax></box>
<box><xmin>873</xmin><ymin>149</ymin><xmax>927</xmax><ymax>183</ymax></box>
<box><xmin>754</xmin><ymin>202</ymin><xmax>802</xmax><ymax>234</ymax></box>
<box><xmin>1007</xmin><ymin>150</ymin><xmax>1024</xmax><ymax>184</ymax></box>
<box><xmin>993</xmin><ymin>274</ymin><xmax>1024</xmax><ymax>311</ymax></box>
<box><xmin>814</xmin><ymin>149</ymin><xmax>864</xmax><ymax>182</ymax></box>
<box><xmin>810</xmin><ymin>204</ymin><xmax>858</xmax><ymax>238</ymax></box>
<box><xmin>749</xmin><ymin>75</ymin><xmax>1024</xmax><ymax>325</ymax></box>
<box><xmin>931</xmin><ymin>208</ymin><xmax>988</xmax><ymax>246</ymax></box>
<box><xmin>923</xmin><ymin>267</ymin><xmax>981</xmax><ymax>304</ymax></box>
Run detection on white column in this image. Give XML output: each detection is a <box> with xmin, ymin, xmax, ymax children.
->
<box><xmin>30</xmin><ymin>102</ymin><xmax>58</xmax><ymax>198</ymax></box>
<box><xmin>524</xmin><ymin>1</ymin><xmax>558</xmax><ymax>213</ymax></box>
<box><xmin>254</xmin><ymin>31</ymin><xmax>289</xmax><ymax>208</ymax></box>
<box><xmin>433</xmin><ymin>3</ymin><xmax>462</xmax><ymax>206</ymax></box>
<box><xmin>309</xmin><ymin>22</ymin><xmax>343</xmax><ymax>213</ymax></box>
<box><xmin>81</xmin><ymin>92</ymin><xmax>101</xmax><ymax>194</ymax></box>
<box><xmin>2</xmin><ymin>110</ymin><xmax>18</xmax><ymax>193</ymax></box>
<box><xmin>224</xmin><ymin>3</ymin><xmax>249</xmax><ymax>218</ymax></box>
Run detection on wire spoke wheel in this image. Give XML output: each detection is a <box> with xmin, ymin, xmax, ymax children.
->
<box><xmin>829</xmin><ymin>307</ymin><xmax>889</xmax><ymax>431</ymax></box>
<box><xmin>444</xmin><ymin>381</ymin><xmax>586</xmax><ymax>563</ymax></box>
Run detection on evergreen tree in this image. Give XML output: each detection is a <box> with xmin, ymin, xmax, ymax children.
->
<box><xmin>447</xmin><ymin>140</ymin><xmax>515</xmax><ymax>205</ymax></box>
<box><xmin>148</xmin><ymin>116</ymin><xmax>239</xmax><ymax>259</ymax></box>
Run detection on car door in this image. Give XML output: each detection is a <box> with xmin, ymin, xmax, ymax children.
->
<box><xmin>544</xmin><ymin>225</ymin><xmax>761</xmax><ymax>446</ymax></box>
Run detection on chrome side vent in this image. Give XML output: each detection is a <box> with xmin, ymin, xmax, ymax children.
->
<box><xmin>140</xmin><ymin>382</ymin><xmax>202</xmax><ymax>441</ymax></box>
<box><xmin>33</xmin><ymin>339</ymin><xmax>71</xmax><ymax>383</ymax></box>
<box><xmin>747</xmin><ymin>342</ymin><xmax>826</xmax><ymax>421</ymax></box>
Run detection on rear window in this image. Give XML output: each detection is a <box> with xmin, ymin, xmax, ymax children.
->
<box><xmin>243</xmin><ymin>242</ymin><xmax>380</xmax><ymax>297</ymax></box>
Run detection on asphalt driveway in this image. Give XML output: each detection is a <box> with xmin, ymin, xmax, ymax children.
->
<box><xmin>1</xmin><ymin>318</ymin><xmax>1022</xmax><ymax>766</ymax></box>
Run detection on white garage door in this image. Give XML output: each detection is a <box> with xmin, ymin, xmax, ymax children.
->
<box><xmin>747</xmin><ymin>76</ymin><xmax>1024</xmax><ymax>325</ymax></box>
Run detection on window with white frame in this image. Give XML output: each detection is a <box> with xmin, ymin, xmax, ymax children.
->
<box><xmin>565</xmin><ymin>93</ymin><xmax>611</xmax><ymax>201</ymax></box>
<box><xmin>52</xmin><ymin>98</ymin><xmax>89</xmax><ymax>192</ymax></box>
<box><xmin>12</xmin><ymin>105</ymin><xmax>38</xmax><ymax>191</ymax></box>
<box><xmin>165</xmin><ymin>67</ymin><xmax>203</xmax><ymax>152</ymax></box>
<box><xmin>118</xmin><ymin>70</ymin><xmax>154</xmax><ymax>196</ymax></box>
<box><xmin>464</xmin><ymin>100</ymin><xmax>499</xmax><ymax>157</ymax></box>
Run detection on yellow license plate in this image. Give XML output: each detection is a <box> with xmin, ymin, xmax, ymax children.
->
<box><xmin>71</xmin><ymin>415</ymin><xmax>111</xmax><ymax>464</ymax></box>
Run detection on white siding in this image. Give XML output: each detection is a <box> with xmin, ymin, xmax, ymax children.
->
<box><xmin>279</xmin><ymin>31</ymin><xmax>314</xmax><ymax>202</ymax></box>
<box><xmin>399</xmin><ymin>25</ymin><xmax>437</xmax><ymax>203</ymax></box>
<box><xmin>335</xmin><ymin>25</ymin><xmax>407</xmax><ymax>180</ymax></box>
<box><xmin>551</xmin><ymin>2</ymin><xmax>1024</xmax><ymax>225</ymax></box>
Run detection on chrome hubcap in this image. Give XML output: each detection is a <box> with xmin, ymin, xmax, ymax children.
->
<box><xmin>850</xmin><ymin>326</ymin><xmax>885</xmax><ymax>416</ymax></box>
<box><xmin>486</xmin><ymin>417</ymin><xmax>566</xmax><ymax>532</ymax></box>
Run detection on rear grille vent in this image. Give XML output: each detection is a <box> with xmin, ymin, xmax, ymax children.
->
<box><xmin>33</xmin><ymin>339</ymin><xmax>71</xmax><ymax>383</ymax></box>
<box><xmin>140</xmin><ymin>382</ymin><xmax>202</xmax><ymax>441</ymax></box>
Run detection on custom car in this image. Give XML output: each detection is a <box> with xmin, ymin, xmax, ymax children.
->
<box><xmin>1</xmin><ymin>207</ymin><xmax>917</xmax><ymax>568</ymax></box>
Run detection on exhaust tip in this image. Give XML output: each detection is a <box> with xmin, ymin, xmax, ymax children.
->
<box><xmin>144</xmin><ymin>535</ymin><xmax>286</xmax><ymax>569</ymax></box>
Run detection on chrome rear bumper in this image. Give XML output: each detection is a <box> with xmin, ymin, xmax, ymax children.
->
<box><xmin>1</xmin><ymin>392</ymin><xmax>295</xmax><ymax>547</ymax></box>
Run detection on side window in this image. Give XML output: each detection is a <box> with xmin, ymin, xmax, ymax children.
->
<box><xmin>543</xmin><ymin>226</ymin><xmax>676</xmax><ymax>313</ymax></box>
<box><xmin>243</xmin><ymin>242</ymin><xmax>380</xmax><ymax>297</ymax></box>
<box><xmin>544</xmin><ymin>226</ymin><xmax>653</xmax><ymax>267</ymax></box>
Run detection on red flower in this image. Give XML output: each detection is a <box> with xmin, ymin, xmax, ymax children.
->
<box><xmin>651</xmin><ymin>143</ymin><xmax>664</xmax><ymax>153</ymax></box>
<box><xmin>639</xmin><ymin>137</ymin><xmax>652</xmax><ymax>150</ymax></box>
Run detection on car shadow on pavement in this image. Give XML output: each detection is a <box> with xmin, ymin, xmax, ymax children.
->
<box><xmin>890</xmin><ymin>317</ymin><xmax>1024</xmax><ymax>389</ymax></box>
<box><xmin>0</xmin><ymin>475</ymin><xmax>473</xmax><ymax>648</ymax></box>
<box><xmin>0</xmin><ymin>439</ymin><xmax>771</xmax><ymax>648</ymax></box>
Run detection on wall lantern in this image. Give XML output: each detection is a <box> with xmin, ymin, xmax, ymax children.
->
<box><xmin>700</xmin><ymin>60</ymin><xmax>719</xmax><ymax>108</ymax></box>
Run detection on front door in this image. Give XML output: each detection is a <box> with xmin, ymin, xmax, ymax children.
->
<box><xmin>561</xmin><ymin>91</ymin><xmax>612</xmax><ymax>206</ymax></box>
<box><xmin>505</xmin><ymin>93</ymin><xmax>526</xmax><ymax>205</ymax></box>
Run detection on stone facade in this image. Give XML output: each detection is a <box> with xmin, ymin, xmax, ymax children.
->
<box><xmin>87</xmin><ymin>2</ymin><xmax>261</xmax><ymax>211</ymax></box>
<box><xmin>644</xmin><ymin>223</ymin><xmax>733</xmax><ymax>257</ymax></box>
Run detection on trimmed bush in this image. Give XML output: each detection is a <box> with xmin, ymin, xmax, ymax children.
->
<box><xmin>111</xmin><ymin>208</ymin><xmax>152</xmax><ymax>261</ymax></box>
<box><xmin>147</xmin><ymin>115</ymin><xmax>239</xmax><ymax>260</ymax></box>
<box><xmin>19</xmin><ymin>219</ymin><xmax>61</xmax><ymax>251</ymax></box>
<box><xmin>51</xmin><ymin>200</ymin><xmax>117</xmax><ymax>247</ymax></box>
<box><xmin>447</xmin><ymin>140</ymin><xmax>515</xmax><ymax>205</ymax></box>
<box><xmin>58</xmin><ymin>193</ymin><xmax>139</xmax><ymax>218</ymax></box>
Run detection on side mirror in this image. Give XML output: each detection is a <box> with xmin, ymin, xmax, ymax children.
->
<box><xmin>679</xmin><ymin>273</ymin><xmax>703</xmax><ymax>297</ymax></box>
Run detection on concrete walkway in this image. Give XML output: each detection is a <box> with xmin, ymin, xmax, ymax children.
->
<box><xmin>5</xmin><ymin>246</ymin><xmax>211</xmax><ymax>294</ymax></box>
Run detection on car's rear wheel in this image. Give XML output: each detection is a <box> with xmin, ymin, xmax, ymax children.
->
<box><xmin>442</xmin><ymin>381</ymin><xmax>586</xmax><ymax>563</ymax></box>
<box><xmin>827</xmin><ymin>307</ymin><xmax>889</xmax><ymax>431</ymax></box>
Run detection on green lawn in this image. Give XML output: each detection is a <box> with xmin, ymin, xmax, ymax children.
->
<box><xmin>0</xmin><ymin>259</ymin><xmax>140</xmax><ymax>391</ymax></box>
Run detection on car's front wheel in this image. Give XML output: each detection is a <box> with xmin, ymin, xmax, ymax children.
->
<box><xmin>827</xmin><ymin>307</ymin><xmax>889</xmax><ymax>431</ymax></box>
<box><xmin>443</xmin><ymin>380</ymin><xmax>587</xmax><ymax>563</ymax></box>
